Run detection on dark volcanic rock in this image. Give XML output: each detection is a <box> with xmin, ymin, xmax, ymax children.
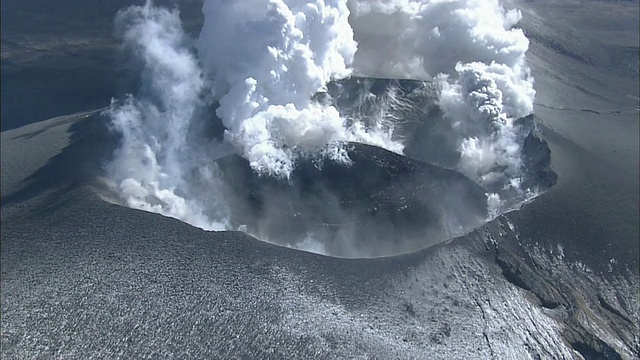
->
<box><xmin>517</xmin><ymin>115</ymin><xmax>558</xmax><ymax>192</ymax></box>
<box><xmin>216</xmin><ymin>142</ymin><xmax>488</xmax><ymax>257</ymax></box>
<box><xmin>564</xmin><ymin>326</ymin><xmax>625</xmax><ymax>360</ymax></box>
<box><xmin>494</xmin><ymin>249</ymin><xmax>566</xmax><ymax>309</ymax></box>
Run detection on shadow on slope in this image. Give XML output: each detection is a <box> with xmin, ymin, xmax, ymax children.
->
<box><xmin>1</xmin><ymin>113</ymin><xmax>118</xmax><ymax>214</ymax></box>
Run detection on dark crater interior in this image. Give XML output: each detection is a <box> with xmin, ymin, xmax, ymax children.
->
<box><xmin>216</xmin><ymin>142</ymin><xmax>489</xmax><ymax>257</ymax></box>
<box><xmin>204</xmin><ymin>77</ymin><xmax>557</xmax><ymax>257</ymax></box>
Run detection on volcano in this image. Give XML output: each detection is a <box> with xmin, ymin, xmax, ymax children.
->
<box><xmin>1</xmin><ymin>0</ymin><xmax>638</xmax><ymax>358</ymax></box>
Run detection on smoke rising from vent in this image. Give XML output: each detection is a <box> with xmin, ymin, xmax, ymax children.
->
<box><xmin>104</xmin><ymin>0</ymin><xmax>548</xmax><ymax>257</ymax></box>
<box><xmin>349</xmin><ymin>0</ymin><xmax>536</xmax><ymax>206</ymax></box>
<box><xmin>105</xmin><ymin>4</ymin><xmax>230</xmax><ymax>230</ymax></box>
<box><xmin>197</xmin><ymin>0</ymin><xmax>401</xmax><ymax>177</ymax></box>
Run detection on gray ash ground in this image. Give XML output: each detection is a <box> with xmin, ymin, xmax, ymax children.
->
<box><xmin>1</xmin><ymin>0</ymin><xmax>638</xmax><ymax>359</ymax></box>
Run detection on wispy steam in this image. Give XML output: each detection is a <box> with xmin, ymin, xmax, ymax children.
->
<box><xmin>105</xmin><ymin>4</ymin><xmax>229</xmax><ymax>230</ymax></box>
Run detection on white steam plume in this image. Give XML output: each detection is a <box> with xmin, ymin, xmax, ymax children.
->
<box><xmin>105</xmin><ymin>4</ymin><xmax>229</xmax><ymax>230</ymax></box>
<box><xmin>349</xmin><ymin>0</ymin><xmax>536</xmax><ymax>206</ymax></box>
<box><xmin>197</xmin><ymin>0</ymin><xmax>402</xmax><ymax>177</ymax></box>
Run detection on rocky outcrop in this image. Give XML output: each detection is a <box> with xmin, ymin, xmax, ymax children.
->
<box><xmin>494</xmin><ymin>249</ymin><xmax>566</xmax><ymax>309</ymax></box>
<box><xmin>477</xmin><ymin>215</ymin><xmax>638</xmax><ymax>360</ymax></box>
<box><xmin>517</xmin><ymin>115</ymin><xmax>558</xmax><ymax>193</ymax></box>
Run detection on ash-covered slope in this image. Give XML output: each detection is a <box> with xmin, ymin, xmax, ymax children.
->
<box><xmin>217</xmin><ymin>142</ymin><xmax>488</xmax><ymax>257</ymax></box>
<box><xmin>1</xmin><ymin>112</ymin><xmax>637</xmax><ymax>359</ymax></box>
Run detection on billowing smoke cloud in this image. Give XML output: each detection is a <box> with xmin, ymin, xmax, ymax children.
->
<box><xmin>197</xmin><ymin>0</ymin><xmax>401</xmax><ymax>177</ymax></box>
<box><xmin>349</xmin><ymin>0</ymin><xmax>537</xmax><ymax>209</ymax></box>
<box><xmin>105</xmin><ymin>0</ymin><xmax>401</xmax><ymax>233</ymax></box>
<box><xmin>104</xmin><ymin>0</ymin><xmax>545</xmax><ymax>256</ymax></box>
